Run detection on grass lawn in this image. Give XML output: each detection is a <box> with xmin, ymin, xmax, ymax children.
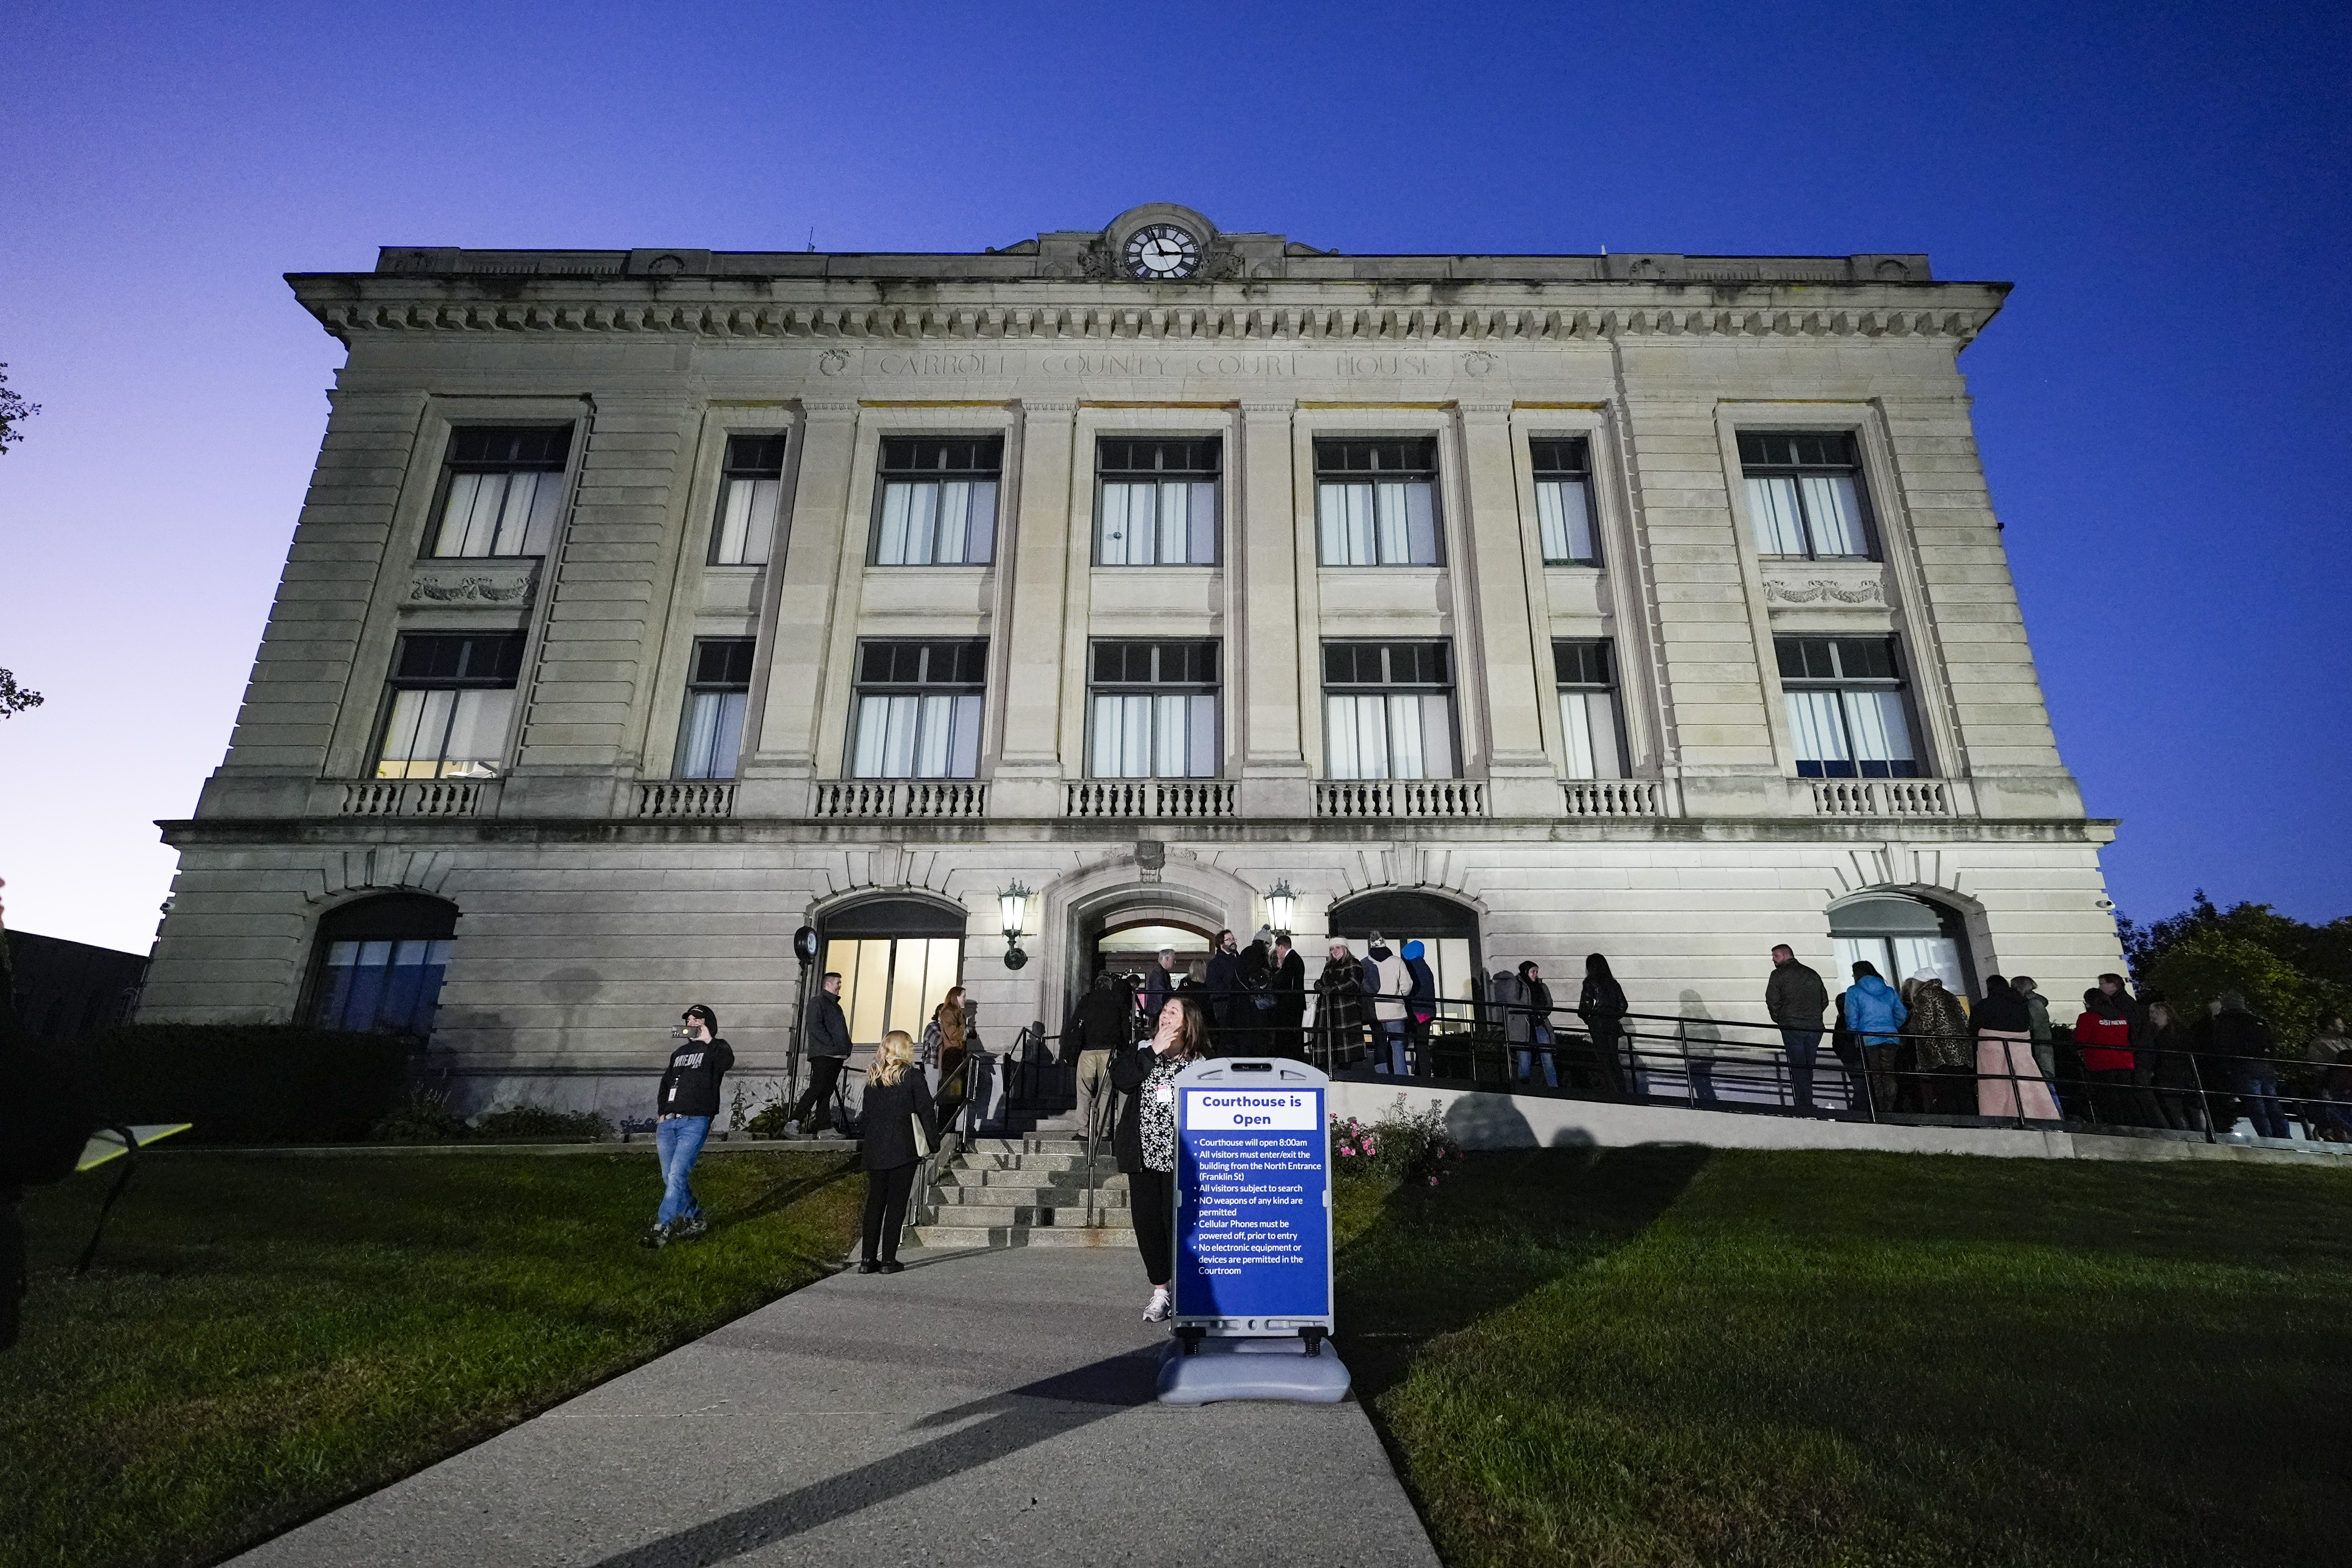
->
<box><xmin>3</xmin><ymin>1148</ymin><xmax>863</xmax><ymax>1568</ymax></box>
<box><xmin>1334</xmin><ymin>1148</ymin><xmax>2352</xmax><ymax>1568</ymax></box>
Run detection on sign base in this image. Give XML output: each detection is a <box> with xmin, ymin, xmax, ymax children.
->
<box><xmin>1154</xmin><ymin>1336</ymin><xmax>1353</xmax><ymax>1406</ymax></box>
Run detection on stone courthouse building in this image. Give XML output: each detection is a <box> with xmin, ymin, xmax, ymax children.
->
<box><xmin>138</xmin><ymin>203</ymin><xmax>2123</xmax><ymax>1108</ymax></box>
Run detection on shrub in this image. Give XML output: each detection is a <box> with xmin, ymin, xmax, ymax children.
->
<box><xmin>474</xmin><ymin>1105</ymin><xmax>612</xmax><ymax>1142</ymax></box>
<box><xmin>370</xmin><ymin>1086</ymin><xmax>471</xmax><ymax>1143</ymax></box>
<box><xmin>1331</xmin><ymin>1099</ymin><xmax>1463</xmax><ymax>1188</ymax></box>
<box><xmin>86</xmin><ymin>1024</ymin><xmax>409</xmax><ymax>1144</ymax></box>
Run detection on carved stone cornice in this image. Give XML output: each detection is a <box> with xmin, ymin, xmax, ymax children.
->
<box><xmin>1761</xmin><ymin>568</ymin><xmax>1889</xmax><ymax>607</ymax></box>
<box><xmin>296</xmin><ymin>279</ymin><xmax>2003</xmax><ymax>351</ymax></box>
<box><xmin>406</xmin><ymin>560</ymin><xmax>539</xmax><ymax>605</ymax></box>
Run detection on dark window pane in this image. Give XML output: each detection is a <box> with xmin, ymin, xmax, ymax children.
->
<box><xmin>1313</xmin><ymin>438</ymin><xmax>1438</xmax><ymax>477</ymax></box>
<box><xmin>447</xmin><ymin>426</ymin><xmax>572</xmax><ymax>470</ymax></box>
<box><xmin>1833</xmin><ymin>638</ymin><xmax>1899</xmax><ymax>681</ymax></box>
<box><xmin>1529</xmin><ymin>438</ymin><xmax>1590</xmax><ymax>477</ymax></box>
<box><xmin>1741</xmin><ymin>430</ymin><xmax>1858</xmax><ymax>474</ymax></box>
<box><xmin>1098</xmin><ymin>437</ymin><xmax>1220</xmax><ymax>476</ymax></box>
<box><xmin>395</xmin><ymin>633</ymin><xmax>523</xmax><ymax>686</ymax></box>
<box><xmin>879</xmin><ymin>436</ymin><xmax>1003</xmax><ymax>476</ymax></box>
<box><xmin>692</xmin><ymin>638</ymin><xmax>756</xmax><ymax>687</ymax></box>
<box><xmin>1554</xmin><ymin>639</ymin><xmax>1612</xmax><ymax>687</ymax></box>
<box><xmin>723</xmin><ymin>434</ymin><xmax>788</xmax><ymax>476</ymax></box>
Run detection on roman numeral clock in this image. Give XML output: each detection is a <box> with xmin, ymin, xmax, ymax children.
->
<box><xmin>1123</xmin><ymin>222</ymin><xmax>1202</xmax><ymax>280</ymax></box>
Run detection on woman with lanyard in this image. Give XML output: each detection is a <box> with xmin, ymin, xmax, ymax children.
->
<box><xmin>1109</xmin><ymin>993</ymin><xmax>1210</xmax><ymax>1323</ymax></box>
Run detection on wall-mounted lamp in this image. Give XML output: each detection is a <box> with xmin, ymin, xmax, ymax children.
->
<box><xmin>999</xmin><ymin>881</ymin><xmax>1033</xmax><ymax>970</ymax></box>
<box><xmin>1266</xmin><ymin>879</ymin><xmax>1296</xmax><ymax>939</ymax></box>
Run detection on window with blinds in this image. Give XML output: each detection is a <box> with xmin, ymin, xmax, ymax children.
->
<box><xmin>850</xmin><ymin>639</ymin><xmax>987</xmax><ymax>779</ymax></box>
<box><xmin>374</xmin><ymin>633</ymin><xmax>526</xmax><ymax>779</ymax></box>
<box><xmin>1740</xmin><ymin>431</ymin><xmax>1876</xmax><ymax>560</ymax></box>
<box><xmin>1775</xmin><ymin>636</ymin><xmax>1923</xmax><ymax>778</ymax></box>
<box><xmin>1553</xmin><ymin>639</ymin><xmax>1626</xmax><ymax>780</ymax></box>
<box><xmin>677</xmin><ymin>638</ymin><xmax>755</xmax><ymax>780</ymax></box>
<box><xmin>428</xmin><ymin>427</ymin><xmax>572</xmax><ymax>559</ymax></box>
<box><xmin>873</xmin><ymin>437</ymin><xmax>1001</xmax><ymax>566</ymax></box>
<box><xmin>1322</xmin><ymin>640</ymin><xmax>1456</xmax><ymax>779</ymax></box>
<box><xmin>1088</xmin><ymin>639</ymin><xmax>1219</xmax><ymax>778</ymax></box>
<box><xmin>1315</xmin><ymin>438</ymin><xmax>1442</xmax><ymax>566</ymax></box>
<box><xmin>711</xmin><ymin>434</ymin><xmax>786</xmax><ymax>565</ymax></box>
<box><xmin>1096</xmin><ymin>437</ymin><xmax>1219</xmax><ymax>566</ymax></box>
<box><xmin>1530</xmin><ymin>438</ymin><xmax>1601</xmax><ymax>566</ymax></box>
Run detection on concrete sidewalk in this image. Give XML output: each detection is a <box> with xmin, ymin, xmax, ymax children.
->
<box><xmin>230</xmin><ymin>1247</ymin><xmax>1441</xmax><ymax>1568</ymax></box>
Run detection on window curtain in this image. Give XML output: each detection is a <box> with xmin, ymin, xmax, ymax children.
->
<box><xmin>877</xmin><ymin>480</ymin><xmax>997</xmax><ymax>565</ymax></box>
<box><xmin>436</xmin><ymin>471</ymin><xmax>563</xmax><ymax>558</ymax></box>
<box><xmin>1842</xmin><ymin>690</ymin><xmax>1916</xmax><ymax>777</ymax></box>
<box><xmin>679</xmin><ymin>690</ymin><xmax>748</xmax><ymax>779</ymax></box>
<box><xmin>853</xmin><ymin>692</ymin><xmax>982</xmax><ymax>778</ymax></box>
<box><xmin>377</xmin><ymin>688</ymin><xmax>514</xmax><ymax>779</ymax></box>
<box><xmin>1099</xmin><ymin>481</ymin><xmax>1215</xmax><ymax>565</ymax></box>
<box><xmin>1784</xmin><ymin>690</ymin><xmax>1851</xmax><ymax>776</ymax></box>
<box><xmin>1090</xmin><ymin>693</ymin><xmax>1215</xmax><ymax>777</ymax></box>
<box><xmin>1319</xmin><ymin>481</ymin><xmax>1437</xmax><ymax>565</ymax></box>
<box><xmin>1535</xmin><ymin>480</ymin><xmax>1597</xmax><ymax>564</ymax></box>
<box><xmin>1800</xmin><ymin>475</ymin><xmax>1865</xmax><ymax>557</ymax></box>
<box><xmin>1745</xmin><ymin>476</ymin><xmax>1810</xmax><ymax>556</ymax></box>
<box><xmin>1325</xmin><ymin>693</ymin><xmax>1453</xmax><ymax>779</ymax></box>
<box><xmin>714</xmin><ymin>476</ymin><xmax>781</xmax><ymax>564</ymax></box>
<box><xmin>1558</xmin><ymin>690</ymin><xmax>1624</xmax><ymax>779</ymax></box>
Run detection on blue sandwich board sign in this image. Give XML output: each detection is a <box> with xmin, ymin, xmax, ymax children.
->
<box><xmin>1171</xmin><ymin>1058</ymin><xmax>1332</xmax><ymax>1339</ymax></box>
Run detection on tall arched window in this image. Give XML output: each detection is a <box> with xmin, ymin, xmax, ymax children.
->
<box><xmin>1327</xmin><ymin>890</ymin><xmax>1481</xmax><ymax>1016</ymax></box>
<box><xmin>308</xmin><ymin>894</ymin><xmax>459</xmax><ymax>1039</ymax></box>
<box><xmin>1827</xmin><ymin>893</ymin><xmax>1976</xmax><ymax>1000</ymax></box>
<box><xmin>819</xmin><ymin>897</ymin><xmax>967</xmax><ymax>1047</ymax></box>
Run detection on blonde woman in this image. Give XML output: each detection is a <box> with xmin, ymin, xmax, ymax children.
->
<box><xmin>1108</xmin><ymin>994</ymin><xmax>1210</xmax><ymax>1321</ymax></box>
<box><xmin>921</xmin><ymin>986</ymin><xmax>968</xmax><ymax>1096</ymax></box>
<box><xmin>857</xmin><ymin>1030</ymin><xmax>939</xmax><ymax>1275</ymax></box>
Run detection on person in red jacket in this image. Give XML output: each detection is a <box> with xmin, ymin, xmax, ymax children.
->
<box><xmin>2075</xmin><ymin>982</ymin><xmax>2149</xmax><ymax>1128</ymax></box>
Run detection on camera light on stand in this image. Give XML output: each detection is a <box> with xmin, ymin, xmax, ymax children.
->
<box><xmin>1267</xmin><ymin>879</ymin><xmax>1296</xmax><ymax>939</ymax></box>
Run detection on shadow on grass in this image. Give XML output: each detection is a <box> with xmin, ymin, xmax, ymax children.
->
<box><xmin>716</xmin><ymin>1152</ymin><xmax>863</xmax><ymax>1230</ymax></box>
<box><xmin>1335</xmin><ymin>1141</ymin><xmax>1712</xmax><ymax>1400</ymax></box>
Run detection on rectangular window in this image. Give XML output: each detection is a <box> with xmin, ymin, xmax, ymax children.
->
<box><xmin>1776</xmin><ymin>635</ymin><xmax>1921</xmax><ymax>778</ymax></box>
<box><xmin>1740</xmin><ymin>431</ymin><xmax>1874</xmax><ymax>560</ymax></box>
<box><xmin>1087</xmin><ymin>639</ymin><xmax>1219</xmax><ymax>778</ymax></box>
<box><xmin>1096</xmin><ymin>438</ymin><xmax>1219</xmax><ymax>566</ymax></box>
<box><xmin>1315</xmin><ymin>438</ymin><xmax>1441</xmax><ymax>566</ymax></box>
<box><xmin>429</xmin><ymin>426</ymin><xmax>572</xmax><ymax>559</ymax></box>
<box><xmin>873</xmin><ymin>437</ymin><xmax>1000</xmax><ymax>566</ymax></box>
<box><xmin>851</xmin><ymin>639</ymin><xmax>986</xmax><ymax>779</ymax></box>
<box><xmin>677</xmin><ymin>638</ymin><xmax>755</xmax><ymax>780</ymax></box>
<box><xmin>1553</xmin><ymin>638</ymin><xmax>1626</xmax><ymax>780</ymax></box>
<box><xmin>1530</xmin><ymin>438</ymin><xmax>1601</xmax><ymax>566</ymax></box>
<box><xmin>712</xmin><ymin>434</ymin><xmax>786</xmax><ymax>564</ymax></box>
<box><xmin>375</xmin><ymin>633</ymin><xmax>525</xmax><ymax>779</ymax></box>
<box><xmin>1321</xmin><ymin>640</ymin><xmax>1456</xmax><ymax>779</ymax></box>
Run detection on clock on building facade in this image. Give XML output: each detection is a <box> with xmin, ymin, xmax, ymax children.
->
<box><xmin>1123</xmin><ymin>222</ymin><xmax>1201</xmax><ymax>279</ymax></box>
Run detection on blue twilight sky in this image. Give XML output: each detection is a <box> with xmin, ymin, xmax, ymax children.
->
<box><xmin>1</xmin><ymin>0</ymin><xmax>2346</xmax><ymax>952</ymax></box>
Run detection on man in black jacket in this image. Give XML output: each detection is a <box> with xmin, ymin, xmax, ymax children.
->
<box><xmin>1268</xmin><ymin>936</ymin><xmax>1307</xmax><ymax>1060</ymax></box>
<box><xmin>1141</xmin><ymin>948</ymin><xmax>1178</xmax><ymax>1029</ymax></box>
<box><xmin>644</xmin><ymin>1004</ymin><xmax>735</xmax><ymax>1248</ymax></box>
<box><xmin>1764</xmin><ymin>945</ymin><xmax>1830</xmax><ymax>1111</ymax></box>
<box><xmin>1069</xmin><ymin>972</ymin><xmax>1134</xmax><ymax>1142</ymax></box>
<box><xmin>789</xmin><ymin>973</ymin><xmax>853</xmax><ymax>1139</ymax></box>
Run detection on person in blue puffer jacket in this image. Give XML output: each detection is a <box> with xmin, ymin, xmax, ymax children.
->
<box><xmin>1401</xmin><ymin>940</ymin><xmax>1439</xmax><ymax>1069</ymax></box>
<box><xmin>1840</xmin><ymin>961</ymin><xmax>1909</xmax><ymax>1115</ymax></box>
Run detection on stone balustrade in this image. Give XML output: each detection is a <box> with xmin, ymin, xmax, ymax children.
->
<box><xmin>1808</xmin><ymin>778</ymin><xmax>1954</xmax><ymax>818</ymax></box>
<box><xmin>633</xmin><ymin>781</ymin><xmax>737</xmax><ymax>820</ymax></box>
<box><xmin>1561</xmin><ymin>780</ymin><xmax>1665</xmax><ymax>818</ymax></box>
<box><xmin>1313</xmin><ymin>779</ymin><xmax>1487</xmax><ymax>820</ymax></box>
<box><xmin>1063</xmin><ymin>780</ymin><xmax>1238</xmax><ymax>820</ymax></box>
<box><xmin>339</xmin><ymin>780</ymin><xmax>492</xmax><ymax>818</ymax></box>
<box><xmin>812</xmin><ymin>780</ymin><xmax>988</xmax><ymax>820</ymax></box>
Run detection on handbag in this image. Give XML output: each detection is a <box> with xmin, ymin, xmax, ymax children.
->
<box><xmin>911</xmin><ymin>1110</ymin><xmax>932</xmax><ymax>1159</ymax></box>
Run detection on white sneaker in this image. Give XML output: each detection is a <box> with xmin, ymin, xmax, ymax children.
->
<box><xmin>782</xmin><ymin>1121</ymin><xmax>801</xmax><ymax>1137</ymax></box>
<box><xmin>1143</xmin><ymin>1287</ymin><xmax>1171</xmax><ymax>1323</ymax></box>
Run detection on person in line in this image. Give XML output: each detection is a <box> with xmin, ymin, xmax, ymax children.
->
<box><xmin>2073</xmin><ymin>982</ymin><xmax>2148</xmax><ymax>1128</ymax></box>
<box><xmin>1972</xmin><ymin>975</ymin><xmax>2059</xmax><ymax>1121</ymax></box>
<box><xmin>1268</xmin><ymin>935</ymin><xmax>1307</xmax><ymax>1061</ymax></box>
<box><xmin>960</xmin><ymin>996</ymin><xmax>999</xmax><ymax>1131</ymax></box>
<box><xmin>1068</xmin><ymin>971</ymin><xmax>1132</xmax><ymax>1146</ymax></box>
<box><xmin>787</xmin><ymin>973</ymin><xmax>853</xmax><ymax>1139</ymax></box>
<box><xmin>1110</xmin><ymin>993</ymin><xmax>1209</xmax><ymax>1323</ymax></box>
<box><xmin>920</xmin><ymin>984</ymin><xmax>968</xmax><ymax>1107</ymax></box>
<box><xmin>1204</xmin><ymin>929</ymin><xmax>1243</xmax><ymax>1054</ymax></box>
<box><xmin>644</xmin><ymin>1004</ymin><xmax>734</xmax><ymax>1248</ymax></box>
<box><xmin>1842</xmin><ymin>961</ymin><xmax>1908</xmax><ymax>1114</ymax></box>
<box><xmin>2211</xmin><ymin>989</ymin><xmax>2289</xmax><ymax>1139</ymax></box>
<box><xmin>1576</xmin><ymin>953</ymin><xmax>1630</xmax><ymax>1100</ymax></box>
<box><xmin>1237</xmin><ymin>926</ymin><xmax>1276</xmax><ymax>1056</ymax></box>
<box><xmin>2305</xmin><ymin>1015</ymin><xmax>2352</xmax><ymax>1143</ymax></box>
<box><xmin>1905</xmin><ymin>973</ymin><xmax>1975</xmax><ymax>1116</ymax></box>
<box><xmin>1314</xmin><ymin>939</ymin><xmax>1365</xmax><ymax>1071</ymax></box>
<box><xmin>1364</xmin><ymin>933</ymin><xmax>1412</xmax><ymax>1076</ymax></box>
<box><xmin>2011</xmin><ymin>976</ymin><xmax>2058</xmax><ymax>1085</ymax></box>
<box><xmin>2145</xmin><ymin>997</ymin><xmax>2204</xmax><ymax>1132</ymax></box>
<box><xmin>1141</xmin><ymin>947</ymin><xmax>1179</xmax><ymax>1029</ymax></box>
<box><xmin>1501</xmin><ymin>961</ymin><xmax>1557</xmax><ymax>1089</ymax></box>
<box><xmin>1828</xmin><ymin>988</ymin><xmax>1865</xmax><ymax>1109</ymax></box>
<box><xmin>1400</xmin><ymin>939</ymin><xmax>1438</xmax><ymax>1070</ymax></box>
<box><xmin>855</xmin><ymin>1029</ymin><xmax>939</xmax><ymax>1274</ymax></box>
<box><xmin>1764</xmin><ymin>944</ymin><xmax>1829</xmax><ymax>1112</ymax></box>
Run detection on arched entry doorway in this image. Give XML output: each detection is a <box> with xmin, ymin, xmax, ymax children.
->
<box><xmin>818</xmin><ymin>895</ymin><xmax>967</xmax><ymax>1047</ymax></box>
<box><xmin>1090</xmin><ymin>920</ymin><xmax>1215</xmax><ymax>990</ymax></box>
<box><xmin>1828</xmin><ymin>892</ymin><xmax>1977</xmax><ymax>1000</ymax></box>
<box><xmin>1327</xmin><ymin>890</ymin><xmax>1483</xmax><ymax>1016</ymax></box>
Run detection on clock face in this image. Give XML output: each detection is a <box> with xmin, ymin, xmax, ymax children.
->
<box><xmin>1123</xmin><ymin>223</ymin><xmax>1202</xmax><ymax>280</ymax></box>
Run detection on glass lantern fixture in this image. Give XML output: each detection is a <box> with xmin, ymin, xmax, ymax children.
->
<box><xmin>999</xmin><ymin>881</ymin><xmax>1032</xmax><ymax>970</ymax></box>
<box><xmin>1266</xmin><ymin>879</ymin><xmax>1296</xmax><ymax>939</ymax></box>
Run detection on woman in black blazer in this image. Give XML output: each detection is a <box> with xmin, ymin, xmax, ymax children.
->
<box><xmin>858</xmin><ymin>1030</ymin><xmax>939</xmax><ymax>1274</ymax></box>
<box><xmin>1109</xmin><ymin>995</ymin><xmax>1210</xmax><ymax>1321</ymax></box>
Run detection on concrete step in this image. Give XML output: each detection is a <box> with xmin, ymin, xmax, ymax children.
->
<box><xmin>926</xmin><ymin>1203</ymin><xmax>1135</xmax><ymax>1229</ymax></box>
<box><xmin>944</xmin><ymin>1166</ymin><xmax>1126</xmax><ymax>1191</ymax></box>
<box><xmin>951</xmin><ymin>1151</ymin><xmax>1113</xmax><ymax>1175</ymax></box>
<box><xmin>910</xmin><ymin>1222</ymin><xmax>1137</xmax><ymax>1249</ymax></box>
<box><xmin>937</xmin><ymin>1179</ymin><xmax>1129</xmax><ymax>1206</ymax></box>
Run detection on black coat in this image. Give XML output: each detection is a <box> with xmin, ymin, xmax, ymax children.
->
<box><xmin>1068</xmin><ymin>986</ymin><xmax>1132</xmax><ymax>1053</ymax></box>
<box><xmin>1577</xmin><ymin>973</ymin><xmax>1628</xmax><ymax>1023</ymax></box>
<box><xmin>1269</xmin><ymin>948</ymin><xmax>1308</xmax><ymax>1027</ymax></box>
<box><xmin>1142</xmin><ymin>964</ymin><xmax>1176</xmax><ymax>1022</ymax></box>
<box><xmin>858</xmin><ymin>1071</ymin><xmax>938</xmax><ymax>1171</ymax></box>
<box><xmin>1108</xmin><ymin>1042</ymin><xmax>1178</xmax><ymax>1173</ymax></box>
<box><xmin>1204</xmin><ymin>948</ymin><xmax>1244</xmax><ymax>1030</ymax></box>
<box><xmin>805</xmin><ymin>990</ymin><xmax>852</xmax><ymax>1058</ymax></box>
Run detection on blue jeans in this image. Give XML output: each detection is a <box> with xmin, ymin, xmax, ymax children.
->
<box><xmin>655</xmin><ymin>1115</ymin><xmax>711</xmax><ymax>1227</ymax></box>
<box><xmin>1375</xmin><ymin>1020</ymin><xmax>1411</xmax><ymax>1076</ymax></box>
<box><xmin>2237</xmin><ymin>1069</ymin><xmax>2291</xmax><ymax>1140</ymax></box>
<box><xmin>1516</xmin><ymin>1026</ymin><xmax>1558</xmax><ymax>1088</ymax></box>
<box><xmin>1779</xmin><ymin>1027</ymin><xmax>1822</xmax><ymax>1110</ymax></box>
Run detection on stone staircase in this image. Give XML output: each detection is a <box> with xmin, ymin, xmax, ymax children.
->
<box><xmin>910</xmin><ymin>1132</ymin><xmax>1132</xmax><ymax>1249</ymax></box>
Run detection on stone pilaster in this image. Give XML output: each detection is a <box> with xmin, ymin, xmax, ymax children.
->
<box><xmin>739</xmin><ymin>399</ymin><xmax>860</xmax><ymax>814</ymax></box>
<box><xmin>992</xmin><ymin>399</ymin><xmax>1079</xmax><ymax>817</ymax></box>
<box><xmin>1453</xmin><ymin>400</ymin><xmax>1559</xmax><ymax>817</ymax></box>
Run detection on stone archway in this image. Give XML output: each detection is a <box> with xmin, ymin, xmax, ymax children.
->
<box><xmin>1037</xmin><ymin>854</ymin><xmax>1260</xmax><ymax>1025</ymax></box>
